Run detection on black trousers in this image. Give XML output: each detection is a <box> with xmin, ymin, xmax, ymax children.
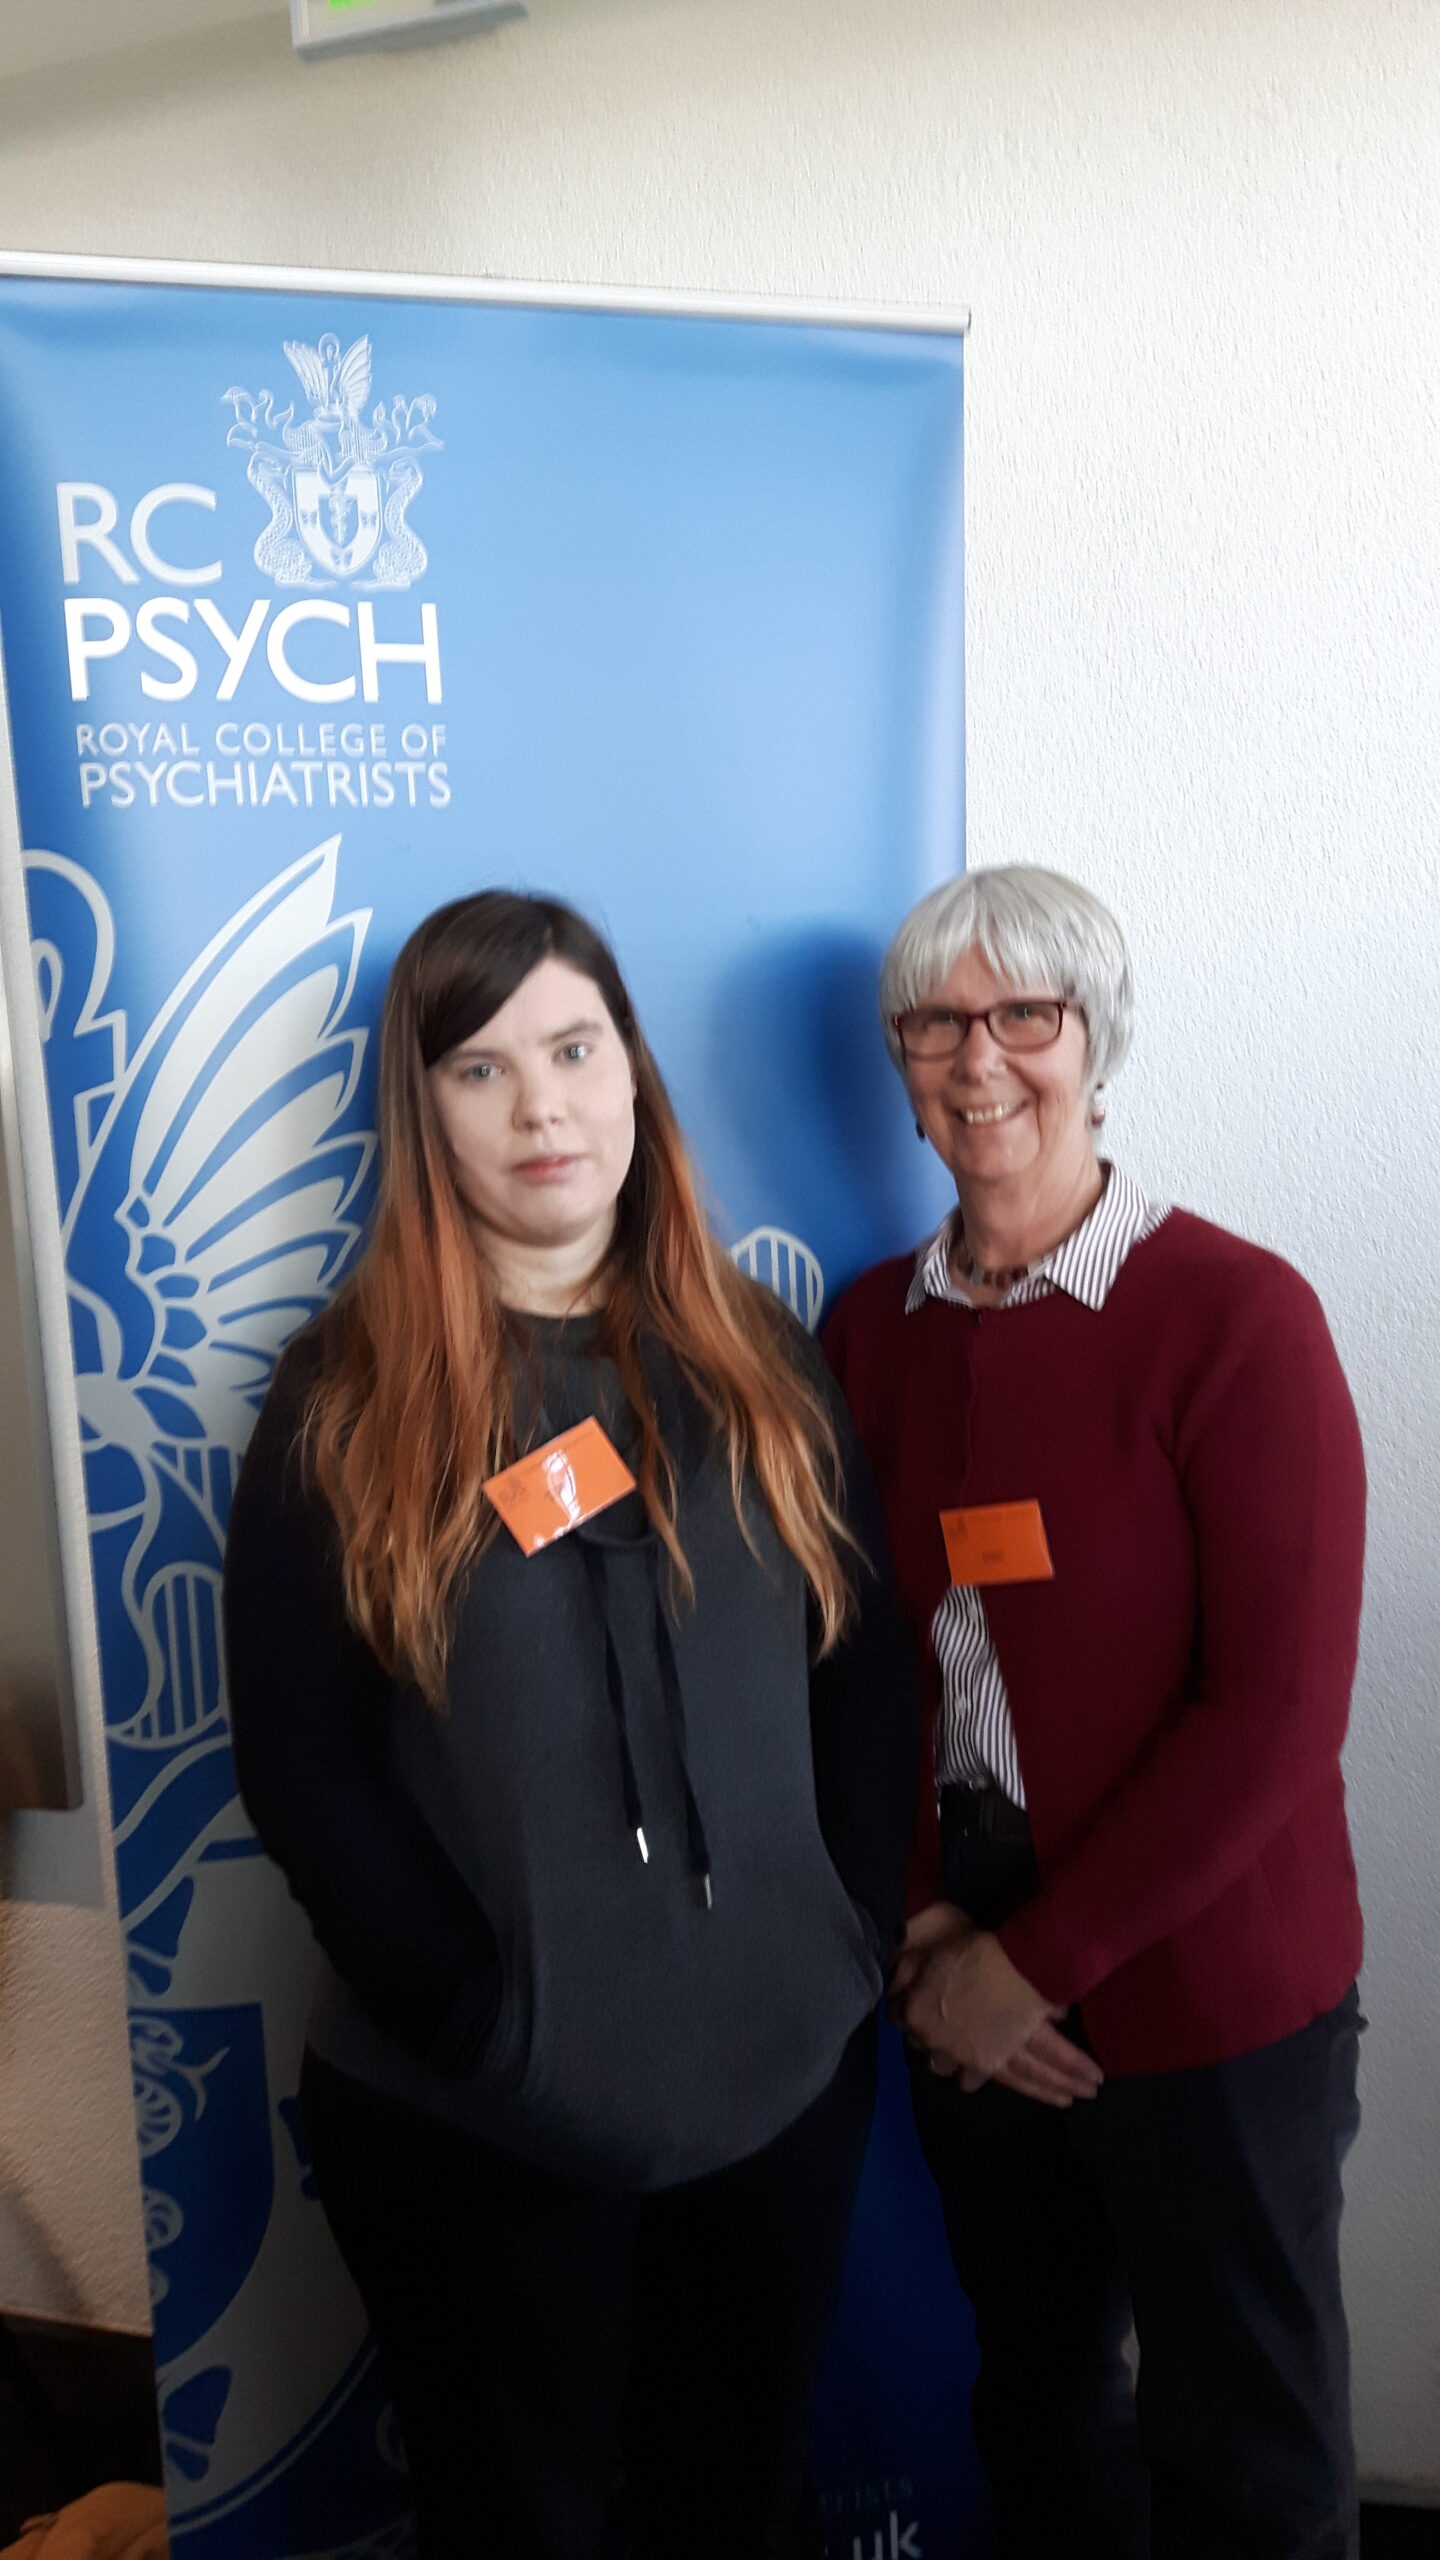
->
<box><xmin>301</xmin><ymin>2020</ymin><xmax>877</xmax><ymax>2560</ymax></box>
<box><xmin>910</xmin><ymin>1805</ymin><xmax>1362</xmax><ymax>2560</ymax></box>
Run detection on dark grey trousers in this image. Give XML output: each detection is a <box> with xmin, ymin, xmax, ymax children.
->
<box><xmin>910</xmin><ymin>1805</ymin><xmax>1362</xmax><ymax>2560</ymax></box>
<box><xmin>301</xmin><ymin>2016</ymin><xmax>877</xmax><ymax>2560</ymax></box>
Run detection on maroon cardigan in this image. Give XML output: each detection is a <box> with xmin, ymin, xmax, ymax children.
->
<box><xmin>822</xmin><ymin>1209</ymin><xmax>1366</xmax><ymax>2075</ymax></box>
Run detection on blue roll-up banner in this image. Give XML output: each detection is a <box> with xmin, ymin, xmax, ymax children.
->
<box><xmin>0</xmin><ymin>257</ymin><xmax>989</xmax><ymax>2560</ymax></box>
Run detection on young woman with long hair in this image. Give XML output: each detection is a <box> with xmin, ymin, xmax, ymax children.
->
<box><xmin>223</xmin><ymin>891</ymin><xmax>913</xmax><ymax>2560</ymax></box>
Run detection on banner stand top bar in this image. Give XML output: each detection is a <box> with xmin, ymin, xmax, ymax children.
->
<box><xmin>0</xmin><ymin>247</ymin><xmax>969</xmax><ymax>338</ymax></box>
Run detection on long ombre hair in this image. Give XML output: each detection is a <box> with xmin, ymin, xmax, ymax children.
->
<box><xmin>305</xmin><ymin>892</ymin><xmax>857</xmax><ymax>1701</ymax></box>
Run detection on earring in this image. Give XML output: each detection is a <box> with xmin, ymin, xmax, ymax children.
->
<box><xmin>1089</xmin><ymin>1087</ymin><xmax>1107</xmax><ymax>1128</ymax></box>
<box><xmin>915</xmin><ymin>1116</ymin><xmax>927</xmax><ymax>1141</ymax></box>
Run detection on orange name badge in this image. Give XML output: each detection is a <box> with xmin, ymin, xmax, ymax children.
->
<box><xmin>484</xmin><ymin>1418</ymin><xmax>637</xmax><ymax>1558</ymax></box>
<box><xmin>940</xmin><ymin>1499</ymin><xmax>1054</xmax><ymax>1589</ymax></box>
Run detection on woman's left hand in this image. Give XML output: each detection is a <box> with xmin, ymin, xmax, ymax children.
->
<box><xmin>894</xmin><ymin>1900</ymin><xmax>1059</xmax><ymax>2084</ymax></box>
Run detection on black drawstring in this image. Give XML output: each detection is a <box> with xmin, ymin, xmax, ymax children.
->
<box><xmin>577</xmin><ymin>1540</ymin><xmax>713</xmax><ymax>1908</ymax></box>
<box><xmin>650</xmin><ymin>1587</ymin><xmax>713</xmax><ymax>1908</ymax></box>
<box><xmin>578</xmin><ymin>1542</ymin><xmax>649</xmax><ymax>1862</ymax></box>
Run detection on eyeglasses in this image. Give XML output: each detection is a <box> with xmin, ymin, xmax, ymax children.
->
<box><xmin>891</xmin><ymin>998</ymin><xmax>1076</xmax><ymax>1061</ymax></box>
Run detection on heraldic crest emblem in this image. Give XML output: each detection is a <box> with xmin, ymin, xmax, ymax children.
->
<box><xmin>224</xmin><ymin>332</ymin><xmax>440</xmax><ymax>590</ymax></box>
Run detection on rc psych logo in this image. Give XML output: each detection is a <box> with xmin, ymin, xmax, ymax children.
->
<box><xmin>57</xmin><ymin>328</ymin><xmax>449</xmax><ymax>816</ymax></box>
<box><xmin>223</xmin><ymin>332</ymin><xmax>440</xmax><ymax>592</ymax></box>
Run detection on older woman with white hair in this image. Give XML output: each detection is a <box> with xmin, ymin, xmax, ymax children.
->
<box><xmin>823</xmin><ymin>866</ymin><xmax>1366</xmax><ymax>2559</ymax></box>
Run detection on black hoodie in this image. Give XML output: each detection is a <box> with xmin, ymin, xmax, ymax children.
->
<box><xmin>224</xmin><ymin>1298</ymin><xmax>914</xmax><ymax>2190</ymax></box>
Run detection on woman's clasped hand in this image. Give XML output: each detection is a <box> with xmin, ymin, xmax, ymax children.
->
<box><xmin>890</xmin><ymin>1901</ymin><xmax>1102</xmax><ymax>2104</ymax></box>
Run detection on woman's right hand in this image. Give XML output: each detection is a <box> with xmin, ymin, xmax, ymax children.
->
<box><xmin>890</xmin><ymin>1903</ymin><xmax>1103</xmax><ymax>2107</ymax></box>
<box><xmin>988</xmin><ymin>2019</ymin><xmax>1103</xmax><ymax>2109</ymax></box>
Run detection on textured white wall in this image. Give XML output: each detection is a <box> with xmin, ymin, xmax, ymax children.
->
<box><xmin>0</xmin><ymin>0</ymin><xmax>1437</xmax><ymax>2490</ymax></box>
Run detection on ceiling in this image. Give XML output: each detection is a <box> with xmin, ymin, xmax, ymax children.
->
<box><xmin>1</xmin><ymin>0</ymin><xmax>279</xmax><ymax>83</ymax></box>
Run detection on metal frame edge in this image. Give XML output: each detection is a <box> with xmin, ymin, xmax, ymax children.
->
<box><xmin>0</xmin><ymin>248</ymin><xmax>969</xmax><ymax>338</ymax></box>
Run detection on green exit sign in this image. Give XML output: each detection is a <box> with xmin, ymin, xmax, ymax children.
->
<box><xmin>291</xmin><ymin>0</ymin><xmax>525</xmax><ymax>56</ymax></box>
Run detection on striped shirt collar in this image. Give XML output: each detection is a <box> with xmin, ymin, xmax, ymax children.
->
<box><xmin>905</xmin><ymin>1161</ymin><xmax>1169</xmax><ymax>1316</ymax></box>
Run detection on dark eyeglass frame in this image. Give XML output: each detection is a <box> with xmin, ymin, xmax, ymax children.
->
<box><xmin>890</xmin><ymin>997</ymin><xmax>1079</xmax><ymax>1061</ymax></box>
